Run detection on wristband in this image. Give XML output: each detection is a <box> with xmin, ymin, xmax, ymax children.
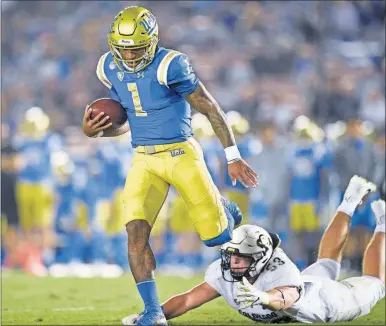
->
<box><xmin>224</xmin><ymin>145</ymin><xmax>241</xmax><ymax>163</ymax></box>
<box><xmin>92</xmin><ymin>130</ymin><xmax>104</xmax><ymax>138</ymax></box>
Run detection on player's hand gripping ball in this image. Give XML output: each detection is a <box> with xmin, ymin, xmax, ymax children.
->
<box><xmin>83</xmin><ymin>98</ymin><xmax>128</xmax><ymax>137</ymax></box>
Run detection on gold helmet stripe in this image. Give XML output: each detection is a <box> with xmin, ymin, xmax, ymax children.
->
<box><xmin>96</xmin><ymin>52</ymin><xmax>112</xmax><ymax>89</ymax></box>
<box><xmin>157</xmin><ymin>50</ymin><xmax>181</xmax><ymax>87</ymax></box>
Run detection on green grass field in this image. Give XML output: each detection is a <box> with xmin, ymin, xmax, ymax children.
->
<box><xmin>2</xmin><ymin>271</ymin><xmax>385</xmax><ymax>325</ymax></box>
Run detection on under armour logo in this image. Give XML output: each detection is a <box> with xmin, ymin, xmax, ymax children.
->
<box><xmin>137</xmin><ymin>72</ymin><xmax>145</xmax><ymax>78</ymax></box>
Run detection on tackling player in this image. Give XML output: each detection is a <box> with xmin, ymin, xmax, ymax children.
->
<box><xmin>123</xmin><ymin>175</ymin><xmax>385</xmax><ymax>324</ymax></box>
<box><xmin>81</xmin><ymin>6</ymin><xmax>258</xmax><ymax>325</ymax></box>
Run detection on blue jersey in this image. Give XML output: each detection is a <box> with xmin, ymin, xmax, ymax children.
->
<box><xmin>54</xmin><ymin>182</ymin><xmax>76</xmax><ymax>234</ymax></box>
<box><xmin>96</xmin><ymin>47</ymin><xmax>199</xmax><ymax>147</ymax></box>
<box><xmin>288</xmin><ymin>142</ymin><xmax>332</xmax><ymax>202</ymax></box>
<box><xmin>55</xmin><ymin>183</ymin><xmax>75</xmax><ymax>220</ymax></box>
<box><xmin>96</xmin><ymin>140</ymin><xmax>122</xmax><ymax>199</ymax></box>
<box><xmin>72</xmin><ymin>157</ymin><xmax>104</xmax><ymax>224</ymax></box>
<box><xmin>14</xmin><ymin>133</ymin><xmax>62</xmax><ymax>183</ymax></box>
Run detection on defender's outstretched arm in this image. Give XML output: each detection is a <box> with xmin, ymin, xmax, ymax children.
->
<box><xmin>161</xmin><ymin>282</ymin><xmax>220</xmax><ymax>320</ymax></box>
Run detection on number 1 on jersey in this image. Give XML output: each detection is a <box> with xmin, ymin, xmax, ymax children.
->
<box><xmin>127</xmin><ymin>83</ymin><xmax>147</xmax><ymax>117</ymax></box>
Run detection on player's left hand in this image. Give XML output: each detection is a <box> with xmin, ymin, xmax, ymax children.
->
<box><xmin>235</xmin><ymin>277</ymin><xmax>267</xmax><ymax>310</ymax></box>
<box><xmin>228</xmin><ymin>159</ymin><xmax>259</xmax><ymax>188</ymax></box>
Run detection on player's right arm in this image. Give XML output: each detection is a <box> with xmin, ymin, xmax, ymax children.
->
<box><xmin>187</xmin><ymin>82</ymin><xmax>258</xmax><ymax>188</ymax></box>
<box><xmin>161</xmin><ymin>282</ymin><xmax>220</xmax><ymax>320</ymax></box>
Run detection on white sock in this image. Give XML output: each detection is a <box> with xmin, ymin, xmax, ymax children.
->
<box><xmin>336</xmin><ymin>200</ymin><xmax>360</xmax><ymax>217</ymax></box>
<box><xmin>375</xmin><ymin>223</ymin><xmax>385</xmax><ymax>234</ymax></box>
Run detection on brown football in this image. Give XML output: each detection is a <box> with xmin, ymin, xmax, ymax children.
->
<box><xmin>88</xmin><ymin>98</ymin><xmax>128</xmax><ymax>128</ymax></box>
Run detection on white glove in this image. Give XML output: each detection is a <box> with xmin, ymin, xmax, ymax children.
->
<box><xmin>235</xmin><ymin>277</ymin><xmax>270</xmax><ymax>310</ymax></box>
<box><xmin>371</xmin><ymin>199</ymin><xmax>385</xmax><ymax>225</ymax></box>
<box><xmin>122</xmin><ymin>314</ymin><xmax>140</xmax><ymax>325</ymax></box>
<box><xmin>338</xmin><ymin>175</ymin><xmax>376</xmax><ymax>216</ymax></box>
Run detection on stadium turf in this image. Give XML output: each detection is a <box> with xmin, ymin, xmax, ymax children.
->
<box><xmin>2</xmin><ymin>270</ymin><xmax>385</xmax><ymax>325</ymax></box>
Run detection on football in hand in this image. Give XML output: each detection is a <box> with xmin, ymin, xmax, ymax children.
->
<box><xmin>88</xmin><ymin>98</ymin><xmax>128</xmax><ymax>129</ymax></box>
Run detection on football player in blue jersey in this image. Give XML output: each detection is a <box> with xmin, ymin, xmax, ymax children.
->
<box><xmin>81</xmin><ymin>6</ymin><xmax>257</xmax><ymax>325</ymax></box>
<box><xmin>222</xmin><ymin>111</ymin><xmax>254</xmax><ymax>222</ymax></box>
<box><xmin>51</xmin><ymin>151</ymin><xmax>76</xmax><ymax>265</ymax></box>
<box><xmin>287</xmin><ymin>116</ymin><xmax>332</xmax><ymax>268</ymax></box>
<box><xmin>14</xmin><ymin>107</ymin><xmax>63</xmax><ymax>271</ymax></box>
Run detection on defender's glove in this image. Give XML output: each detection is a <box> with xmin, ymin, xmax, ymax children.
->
<box><xmin>235</xmin><ymin>277</ymin><xmax>269</xmax><ymax>310</ymax></box>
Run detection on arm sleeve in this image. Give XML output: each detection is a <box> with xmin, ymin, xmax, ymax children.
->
<box><xmin>157</xmin><ymin>52</ymin><xmax>199</xmax><ymax>98</ymax></box>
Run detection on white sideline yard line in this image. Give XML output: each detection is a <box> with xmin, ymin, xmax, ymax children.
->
<box><xmin>4</xmin><ymin>306</ymin><xmax>95</xmax><ymax>312</ymax></box>
<box><xmin>52</xmin><ymin>307</ymin><xmax>95</xmax><ymax>311</ymax></box>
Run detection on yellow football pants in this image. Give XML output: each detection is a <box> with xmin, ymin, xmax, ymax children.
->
<box><xmin>16</xmin><ymin>182</ymin><xmax>54</xmax><ymax>231</ymax></box>
<box><xmin>113</xmin><ymin>189</ymin><xmax>168</xmax><ymax>236</ymax></box>
<box><xmin>169</xmin><ymin>195</ymin><xmax>196</xmax><ymax>233</ymax></box>
<box><xmin>289</xmin><ymin>201</ymin><xmax>320</xmax><ymax>232</ymax></box>
<box><xmin>122</xmin><ymin>138</ymin><xmax>228</xmax><ymax>241</ymax></box>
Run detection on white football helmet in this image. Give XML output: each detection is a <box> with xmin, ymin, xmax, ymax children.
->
<box><xmin>220</xmin><ymin>225</ymin><xmax>274</xmax><ymax>282</ymax></box>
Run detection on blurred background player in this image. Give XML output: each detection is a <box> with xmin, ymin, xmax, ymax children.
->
<box><xmin>248</xmin><ymin>121</ymin><xmax>290</xmax><ymax>243</ymax></box>
<box><xmin>13</xmin><ymin>107</ymin><xmax>62</xmax><ymax>275</ymax></box>
<box><xmin>1</xmin><ymin>123</ymin><xmax>22</xmax><ymax>268</ymax></box>
<box><xmin>222</xmin><ymin>111</ymin><xmax>255</xmax><ymax>222</ymax></box>
<box><xmin>286</xmin><ymin>115</ymin><xmax>332</xmax><ymax>269</ymax></box>
<box><xmin>333</xmin><ymin>114</ymin><xmax>380</xmax><ymax>273</ymax></box>
<box><xmin>51</xmin><ymin>150</ymin><xmax>76</xmax><ymax>266</ymax></box>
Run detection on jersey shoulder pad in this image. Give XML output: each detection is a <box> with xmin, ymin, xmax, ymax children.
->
<box><xmin>156</xmin><ymin>49</ymin><xmax>183</xmax><ymax>87</ymax></box>
<box><xmin>157</xmin><ymin>48</ymin><xmax>197</xmax><ymax>88</ymax></box>
<box><xmin>96</xmin><ymin>52</ymin><xmax>113</xmax><ymax>89</ymax></box>
<box><xmin>204</xmin><ymin>259</ymin><xmax>222</xmax><ymax>291</ymax></box>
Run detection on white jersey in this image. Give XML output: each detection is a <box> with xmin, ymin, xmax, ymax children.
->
<box><xmin>206</xmin><ymin>255</ymin><xmax>385</xmax><ymax>324</ymax></box>
<box><xmin>205</xmin><ymin>248</ymin><xmax>303</xmax><ymax>323</ymax></box>
<box><xmin>292</xmin><ymin>260</ymin><xmax>385</xmax><ymax>323</ymax></box>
